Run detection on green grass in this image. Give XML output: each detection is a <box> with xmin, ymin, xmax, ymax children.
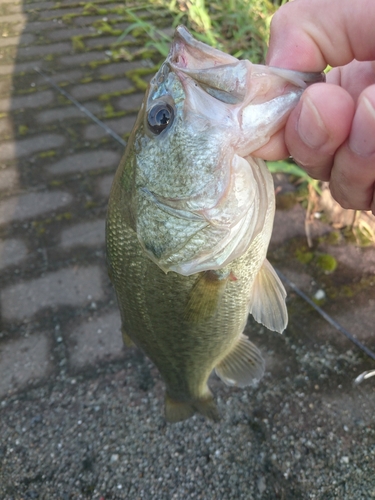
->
<box><xmin>120</xmin><ymin>0</ymin><xmax>280</xmax><ymax>62</ymax></box>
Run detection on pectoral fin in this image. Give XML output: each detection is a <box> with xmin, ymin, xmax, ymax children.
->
<box><xmin>215</xmin><ymin>334</ymin><xmax>265</xmax><ymax>387</ymax></box>
<box><xmin>248</xmin><ymin>259</ymin><xmax>288</xmax><ymax>333</ymax></box>
<box><xmin>184</xmin><ymin>270</ymin><xmax>228</xmax><ymax>323</ymax></box>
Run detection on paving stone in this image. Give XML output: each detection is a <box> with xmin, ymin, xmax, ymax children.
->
<box><xmin>0</xmin><ymin>89</ymin><xmax>54</xmax><ymax>112</ymax></box>
<box><xmin>36</xmin><ymin>101</ymin><xmax>103</xmax><ymax>124</ymax></box>
<box><xmin>84</xmin><ymin>35</ymin><xmax>118</xmax><ymax>49</ymax></box>
<box><xmin>0</xmin><ymin>33</ymin><xmax>35</xmax><ymax>48</ymax></box>
<box><xmin>17</xmin><ymin>41</ymin><xmax>72</xmax><ymax>58</ymax></box>
<box><xmin>0</xmin><ymin>133</ymin><xmax>65</xmax><ymax>161</ymax></box>
<box><xmin>35</xmin><ymin>68</ymin><xmax>84</xmax><ymax>86</ymax></box>
<box><xmin>117</xmin><ymin>93</ymin><xmax>144</xmax><ymax>111</ymax></box>
<box><xmin>47</xmin><ymin>26</ymin><xmax>95</xmax><ymax>41</ymax></box>
<box><xmin>23</xmin><ymin>1</ymin><xmax>55</xmax><ymax>11</ymax></box>
<box><xmin>24</xmin><ymin>20</ymin><xmax>66</xmax><ymax>33</ymax></box>
<box><xmin>0</xmin><ymin>13</ymin><xmax>26</xmax><ymax>24</ymax></box>
<box><xmin>99</xmin><ymin>61</ymin><xmax>140</xmax><ymax>77</ymax></box>
<box><xmin>271</xmin><ymin>203</ymin><xmax>331</xmax><ymax>245</ymax></box>
<box><xmin>0</xmin><ymin>190</ymin><xmax>72</xmax><ymax>226</ymax></box>
<box><xmin>0</xmin><ymin>332</ymin><xmax>52</xmax><ymax>398</ymax></box>
<box><xmin>0</xmin><ymin>168</ymin><xmax>19</xmax><ymax>192</ymax></box>
<box><xmin>0</xmin><ymin>60</ymin><xmax>44</xmax><ymax>76</ymax></box>
<box><xmin>0</xmin><ymin>116</ymin><xmax>13</xmax><ymax>136</ymax></box>
<box><xmin>48</xmin><ymin>149</ymin><xmax>120</xmax><ymax>175</ymax></box>
<box><xmin>84</xmin><ymin>115</ymin><xmax>135</xmax><ymax>140</ymax></box>
<box><xmin>324</xmin><ymin>244</ymin><xmax>375</xmax><ymax>274</ymax></box>
<box><xmin>60</xmin><ymin>219</ymin><xmax>105</xmax><ymax>249</ymax></box>
<box><xmin>4</xmin><ymin>1</ymin><xmax>50</xmax><ymax>12</ymax></box>
<box><xmin>38</xmin><ymin>7</ymin><xmax>82</xmax><ymax>19</ymax></box>
<box><xmin>73</xmin><ymin>14</ymin><xmax>120</xmax><ymax>26</ymax></box>
<box><xmin>271</xmin><ymin>205</ymin><xmax>306</xmax><ymax>245</ymax></box>
<box><xmin>1</xmin><ymin>265</ymin><xmax>104</xmax><ymax>321</ymax></box>
<box><xmin>68</xmin><ymin>310</ymin><xmax>124</xmax><ymax>369</ymax></box>
<box><xmin>59</xmin><ymin>51</ymin><xmax>108</xmax><ymax>66</ymax></box>
<box><xmin>0</xmin><ymin>238</ymin><xmax>28</xmax><ymax>270</ymax></box>
<box><xmin>70</xmin><ymin>77</ymin><xmax>132</xmax><ymax>100</ymax></box>
<box><xmin>97</xmin><ymin>174</ymin><xmax>114</xmax><ymax>198</ymax></box>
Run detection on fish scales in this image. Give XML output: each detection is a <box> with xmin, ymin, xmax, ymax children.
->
<box><xmin>106</xmin><ymin>26</ymin><xmax>324</xmax><ymax>422</ymax></box>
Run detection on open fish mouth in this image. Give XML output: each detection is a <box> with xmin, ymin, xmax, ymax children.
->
<box><xmin>169</xmin><ymin>26</ymin><xmax>325</xmax><ymax>93</ymax></box>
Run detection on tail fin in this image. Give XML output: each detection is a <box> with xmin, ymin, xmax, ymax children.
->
<box><xmin>165</xmin><ymin>393</ymin><xmax>220</xmax><ymax>423</ymax></box>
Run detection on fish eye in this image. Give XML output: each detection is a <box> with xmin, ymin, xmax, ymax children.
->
<box><xmin>147</xmin><ymin>103</ymin><xmax>174</xmax><ymax>134</ymax></box>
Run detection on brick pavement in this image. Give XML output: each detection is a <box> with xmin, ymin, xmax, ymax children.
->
<box><xmin>0</xmin><ymin>0</ymin><xmax>158</xmax><ymax>398</ymax></box>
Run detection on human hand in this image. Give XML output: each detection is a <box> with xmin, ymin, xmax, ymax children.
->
<box><xmin>255</xmin><ymin>0</ymin><xmax>375</xmax><ymax>214</ymax></box>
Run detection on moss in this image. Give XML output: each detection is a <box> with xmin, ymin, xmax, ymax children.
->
<box><xmin>126</xmin><ymin>67</ymin><xmax>157</xmax><ymax>91</ymax></box>
<box><xmin>83</xmin><ymin>3</ymin><xmax>108</xmax><ymax>16</ymax></box>
<box><xmin>32</xmin><ymin>221</ymin><xmax>46</xmax><ymax>235</ymax></box>
<box><xmin>98</xmin><ymin>87</ymin><xmax>136</xmax><ymax>101</ymax></box>
<box><xmin>316</xmin><ymin>253</ymin><xmax>338</xmax><ymax>274</ymax></box>
<box><xmin>39</xmin><ymin>150</ymin><xmax>56</xmax><ymax>158</ymax></box>
<box><xmin>94</xmin><ymin>20</ymin><xmax>123</xmax><ymax>36</ymax></box>
<box><xmin>110</xmin><ymin>47</ymin><xmax>133</xmax><ymax>62</ymax></box>
<box><xmin>49</xmin><ymin>180</ymin><xmax>63</xmax><ymax>186</ymax></box>
<box><xmin>0</xmin><ymin>112</ymin><xmax>7</xmax><ymax>119</ymax></box>
<box><xmin>102</xmin><ymin>102</ymin><xmax>127</xmax><ymax>119</ymax></box>
<box><xmin>341</xmin><ymin>285</ymin><xmax>355</xmax><ymax>298</ymax></box>
<box><xmin>84</xmin><ymin>201</ymin><xmax>97</xmax><ymax>209</ymax></box>
<box><xmin>80</xmin><ymin>76</ymin><xmax>93</xmax><ymax>84</ymax></box>
<box><xmin>18</xmin><ymin>124</ymin><xmax>28</xmax><ymax>135</ymax></box>
<box><xmin>44</xmin><ymin>54</ymin><xmax>54</xmax><ymax>62</ymax></box>
<box><xmin>15</xmin><ymin>87</ymin><xmax>39</xmax><ymax>95</ymax></box>
<box><xmin>295</xmin><ymin>248</ymin><xmax>314</xmax><ymax>265</ymax></box>
<box><xmin>319</xmin><ymin>230</ymin><xmax>342</xmax><ymax>246</ymax></box>
<box><xmin>62</xmin><ymin>13</ymin><xmax>78</xmax><ymax>23</ymax></box>
<box><xmin>32</xmin><ymin>212</ymin><xmax>73</xmax><ymax>234</ymax></box>
<box><xmin>88</xmin><ymin>60</ymin><xmax>108</xmax><ymax>69</ymax></box>
<box><xmin>55</xmin><ymin>212</ymin><xmax>73</xmax><ymax>221</ymax></box>
<box><xmin>72</xmin><ymin>35</ymin><xmax>86</xmax><ymax>52</ymax></box>
<box><xmin>100</xmin><ymin>74</ymin><xmax>114</xmax><ymax>81</ymax></box>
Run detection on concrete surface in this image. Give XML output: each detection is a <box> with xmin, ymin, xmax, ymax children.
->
<box><xmin>0</xmin><ymin>1</ymin><xmax>374</xmax><ymax>499</ymax></box>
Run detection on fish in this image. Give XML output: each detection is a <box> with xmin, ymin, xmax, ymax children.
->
<box><xmin>106</xmin><ymin>26</ymin><xmax>324</xmax><ymax>423</ymax></box>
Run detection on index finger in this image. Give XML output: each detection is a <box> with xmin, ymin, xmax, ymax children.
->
<box><xmin>267</xmin><ymin>0</ymin><xmax>375</xmax><ymax>71</ymax></box>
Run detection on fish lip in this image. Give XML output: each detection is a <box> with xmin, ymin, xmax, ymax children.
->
<box><xmin>168</xmin><ymin>25</ymin><xmax>237</xmax><ymax>71</ymax></box>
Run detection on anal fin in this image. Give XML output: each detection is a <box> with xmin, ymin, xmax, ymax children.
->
<box><xmin>215</xmin><ymin>334</ymin><xmax>265</xmax><ymax>387</ymax></box>
<box><xmin>248</xmin><ymin>259</ymin><xmax>288</xmax><ymax>333</ymax></box>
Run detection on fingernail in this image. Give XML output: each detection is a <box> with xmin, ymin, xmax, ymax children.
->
<box><xmin>297</xmin><ymin>95</ymin><xmax>329</xmax><ymax>149</ymax></box>
<box><xmin>348</xmin><ymin>96</ymin><xmax>375</xmax><ymax>157</ymax></box>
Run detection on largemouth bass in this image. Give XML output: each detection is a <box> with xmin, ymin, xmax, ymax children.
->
<box><xmin>106</xmin><ymin>26</ymin><xmax>324</xmax><ymax>422</ymax></box>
